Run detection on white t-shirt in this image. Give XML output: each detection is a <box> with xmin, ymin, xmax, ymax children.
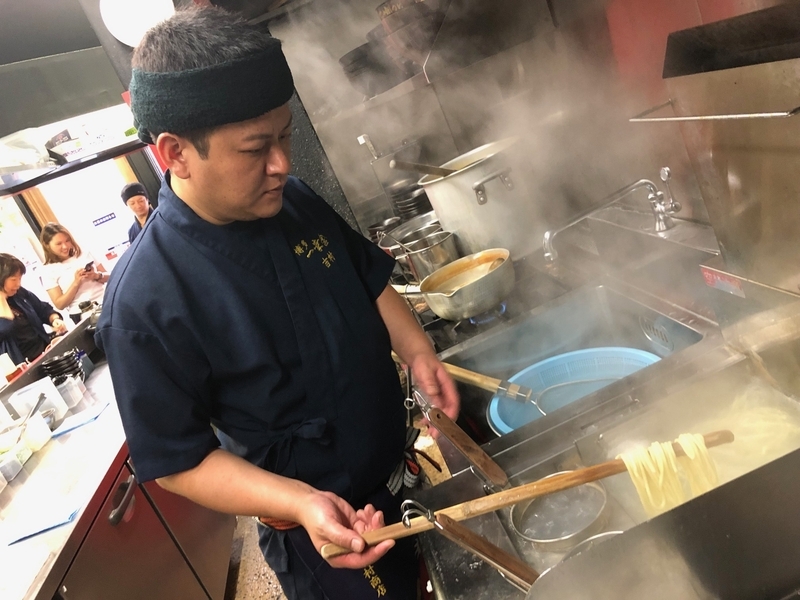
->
<box><xmin>40</xmin><ymin>252</ymin><xmax>106</xmax><ymax>315</ymax></box>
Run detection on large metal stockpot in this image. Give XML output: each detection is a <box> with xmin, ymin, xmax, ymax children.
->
<box><xmin>418</xmin><ymin>138</ymin><xmax>539</xmax><ymax>259</ymax></box>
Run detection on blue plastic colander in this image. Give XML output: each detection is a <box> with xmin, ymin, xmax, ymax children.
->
<box><xmin>488</xmin><ymin>347</ymin><xmax>660</xmax><ymax>435</ymax></box>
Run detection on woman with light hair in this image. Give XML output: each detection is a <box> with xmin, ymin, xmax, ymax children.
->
<box><xmin>39</xmin><ymin>223</ymin><xmax>108</xmax><ymax>323</ymax></box>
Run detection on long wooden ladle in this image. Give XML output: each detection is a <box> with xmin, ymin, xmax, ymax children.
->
<box><xmin>392</xmin><ymin>353</ymin><xmax>534</xmax><ymax>403</ymax></box>
<box><xmin>321</xmin><ymin>429</ymin><xmax>734</xmax><ymax>558</ymax></box>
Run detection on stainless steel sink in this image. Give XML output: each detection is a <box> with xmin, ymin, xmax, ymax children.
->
<box><xmin>415</xmin><ymin>279</ymin><xmax>733</xmax><ymax>600</ymax></box>
<box><xmin>439</xmin><ymin>281</ymin><xmax>715</xmax><ymax>445</ymax></box>
<box><xmin>416</xmin><ymin>332</ymin><xmax>797</xmax><ymax>600</ymax></box>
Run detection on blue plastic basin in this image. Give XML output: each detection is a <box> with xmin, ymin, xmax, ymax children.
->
<box><xmin>488</xmin><ymin>347</ymin><xmax>660</xmax><ymax>435</ymax></box>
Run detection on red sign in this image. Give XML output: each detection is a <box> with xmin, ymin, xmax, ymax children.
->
<box><xmin>700</xmin><ymin>266</ymin><xmax>745</xmax><ymax>298</ymax></box>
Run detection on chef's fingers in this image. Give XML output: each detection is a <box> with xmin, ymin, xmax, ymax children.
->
<box><xmin>354</xmin><ymin>505</ymin><xmax>386</xmax><ymax>533</ymax></box>
<box><xmin>368</xmin><ymin>509</ymin><xmax>385</xmax><ymax>530</ymax></box>
<box><xmin>303</xmin><ymin>495</ymin><xmax>368</xmax><ymax>556</ymax></box>
<box><xmin>326</xmin><ymin>540</ymin><xmax>396</xmax><ymax>570</ymax></box>
<box><xmin>434</xmin><ymin>366</ymin><xmax>460</xmax><ymax>421</ymax></box>
<box><xmin>356</xmin><ymin>504</ymin><xmax>377</xmax><ymax>524</ymax></box>
<box><xmin>411</xmin><ymin>357</ymin><xmax>443</xmax><ymax>399</ymax></box>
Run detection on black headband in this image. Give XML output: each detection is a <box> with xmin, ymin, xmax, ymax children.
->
<box><xmin>130</xmin><ymin>41</ymin><xmax>294</xmax><ymax>144</ymax></box>
<box><xmin>121</xmin><ymin>182</ymin><xmax>148</xmax><ymax>203</ymax></box>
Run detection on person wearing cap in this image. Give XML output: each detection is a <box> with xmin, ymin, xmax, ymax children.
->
<box><xmin>121</xmin><ymin>182</ymin><xmax>153</xmax><ymax>244</ymax></box>
<box><xmin>94</xmin><ymin>7</ymin><xmax>458</xmax><ymax>600</ymax></box>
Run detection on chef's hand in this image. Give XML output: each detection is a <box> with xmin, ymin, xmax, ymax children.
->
<box><xmin>300</xmin><ymin>490</ymin><xmax>394</xmax><ymax>569</ymax></box>
<box><xmin>410</xmin><ymin>353</ymin><xmax>460</xmax><ymax>423</ymax></box>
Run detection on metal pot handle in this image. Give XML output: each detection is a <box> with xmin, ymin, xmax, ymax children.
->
<box><xmin>472</xmin><ymin>168</ymin><xmax>514</xmax><ymax>204</ymax></box>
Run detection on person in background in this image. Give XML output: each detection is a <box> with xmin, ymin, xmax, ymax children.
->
<box><xmin>0</xmin><ymin>253</ymin><xmax>68</xmax><ymax>365</ymax></box>
<box><xmin>121</xmin><ymin>182</ymin><xmax>154</xmax><ymax>243</ymax></box>
<box><xmin>95</xmin><ymin>8</ymin><xmax>459</xmax><ymax>600</ymax></box>
<box><xmin>39</xmin><ymin>223</ymin><xmax>108</xmax><ymax>323</ymax></box>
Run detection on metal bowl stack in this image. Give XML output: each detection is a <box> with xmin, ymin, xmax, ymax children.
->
<box><xmin>384</xmin><ymin>180</ymin><xmax>433</xmax><ymax>219</ymax></box>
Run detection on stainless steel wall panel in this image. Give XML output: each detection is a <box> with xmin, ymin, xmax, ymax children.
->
<box><xmin>666</xmin><ymin>57</ymin><xmax>800</xmax><ymax>292</ymax></box>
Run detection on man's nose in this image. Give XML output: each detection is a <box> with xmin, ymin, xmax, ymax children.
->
<box><xmin>266</xmin><ymin>145</ymin><xmax>290</xmax><ymax>177</ymax></box>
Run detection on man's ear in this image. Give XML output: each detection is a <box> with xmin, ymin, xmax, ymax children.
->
<box><xmin>155</xmin><ymin>133</ymin><xmax>193</xmax><ymax>179</ymax></box>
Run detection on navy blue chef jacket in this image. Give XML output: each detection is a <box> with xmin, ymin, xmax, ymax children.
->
<box><xmin>95</xmin><ymin>175</ymin><xmax>406</xmax><ymax>502</ymax></box>
<box><xmin>127</xmin><ymin>206</ymin><xmax>153</xmax><ymax>244</ymax></box>
<box><xmin>0</xmin><ymin>287</ymin><xmax>58</xmax><ymax>365</ymax></box>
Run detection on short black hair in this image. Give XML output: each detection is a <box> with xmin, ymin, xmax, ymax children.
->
<box><xmin>132</xmin><ymin>7</ymin><xmax>277</xmax><ymax>158</ymax></box>
<box><xmin>0</xmin><ymin>253</ymin><xmax>26</xmax><ymax>288</ymax></box>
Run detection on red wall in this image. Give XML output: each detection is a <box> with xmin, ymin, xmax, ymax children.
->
<box><xmin>604</xmin><ymin>0</ymin><xmax>784</xmax><ymax>103</ymax></box>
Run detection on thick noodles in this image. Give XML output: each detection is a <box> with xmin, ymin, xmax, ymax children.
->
<box><xmin>618</xmin><ymin>434</ymin><xmax>719</xmax><ymax>516</ymax></box>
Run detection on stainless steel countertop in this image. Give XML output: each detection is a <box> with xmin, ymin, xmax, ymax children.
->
<box><xmin>0</xmin><ymin>363</ymin><xmax>126</xmax><ymax>600</ymax></box>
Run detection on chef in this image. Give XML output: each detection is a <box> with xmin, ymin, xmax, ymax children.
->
<box><xmin>120</xmin><ymin>181</ymin><xmax>154</xmax><ymax>244</ymax></box>
<box><xmin>94</xmin><ymin>7</ymin><xmax>459</xmax><ymax>600</ymax></box>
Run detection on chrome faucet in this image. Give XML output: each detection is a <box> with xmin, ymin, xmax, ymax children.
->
<box><xmin>543</xmin><ymin>179</ymin><xmax>659</xmax><ymax>261</ymax></box>
<box><xmin>652</xmin><ymin>167</ymin><xmax>682</xmax><ymax>233</ymax></box>
<box><xmin>543</xmin><ymin>169</ymin><xmax>682</xmax><ymax>261</ymax></box>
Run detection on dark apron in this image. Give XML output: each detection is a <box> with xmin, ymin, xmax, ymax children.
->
<box><xmin>258</xmin><ymin>485</ymin><xmax>418</xmax><ymax>600</ymax></box>
<box><xmin>253</xmin><ymin>199</ymin><xmax>414</xmax><ymax>599</ymax></box>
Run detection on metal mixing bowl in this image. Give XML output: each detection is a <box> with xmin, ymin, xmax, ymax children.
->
<box><xmin>419</xmin><ymin>248</ymin><xmax>514</xmax><ymax>320</ymax></box>
<box><xmin>510</xmin><ymin>472</ymin><xmax>610</xmax><ymax>552</ymax></box>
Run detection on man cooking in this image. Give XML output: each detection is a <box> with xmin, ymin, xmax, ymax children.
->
<box><xmin>94</xmin><ymin>7</ymin><xmax>459</xmax><ymax>600</ymax></box>
<box><xmin>120</xmin><ymin>181</ymin><xmax>154</xmax><ymax>244</ymax></box>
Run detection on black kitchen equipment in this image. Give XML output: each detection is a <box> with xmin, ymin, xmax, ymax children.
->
<box><xmin>41</xmin><ymin>348</ymin><xmax>85</xmax><ymax>381</ymax></box>
<box><xmin>389</xmin><ymin>187</ymin><xmax>433</xmax><ymax>219</ymax></box>
<box><xmin>378</xmin><ymin>0</ymin><xmax>446</xmax><ymax>67</ymax></box>
<box><xmin>339</xmin><ymin>36</ymin><xmax>412</xmax><ymax>98</ymax></box>
<box><xmin>382</xmin><ymin>172</ymin><xmax>433</xmax><ymax>219</ymax></box>
<box><xmin>367</xmin><ymin>23</ymin><xmax>421</xmax><ymax>79</ymax></box>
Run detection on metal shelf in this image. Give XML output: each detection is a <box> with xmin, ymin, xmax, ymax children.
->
<box><xmin>0</xmin><ymin>138</ymin><xmax>146</xmax><ymax>197</ymax></box>
<box><xmin>630</xmin><ymin>99</ymin><xmax>800</xmax><ymax>123</ymax></box>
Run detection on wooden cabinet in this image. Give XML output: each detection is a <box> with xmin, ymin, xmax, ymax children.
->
<box><xmin>56</xmin><ymin>462</ymin><xmax>208</xmax><ymax>600</ymax></box>
<box><xmin>142</xmin><ymin>481</ymin><xmax>235</xmax><ymax>600</ymax></box>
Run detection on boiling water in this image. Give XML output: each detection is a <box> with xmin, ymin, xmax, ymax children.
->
<box><xmin>604</xmin><ymin>378</ymin><xmax>800</xmax><ymax>523</ymax></box>
<box><xmin>519</xmin><ymin>483</ymin><xmax>605</xmax><ymax>540</ymax></box>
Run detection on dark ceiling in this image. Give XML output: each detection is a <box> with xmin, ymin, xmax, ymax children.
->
<box><xmin>0</xmin><ymin>0</ymin><xmax>99</xmax><ymax>67</ymax></box>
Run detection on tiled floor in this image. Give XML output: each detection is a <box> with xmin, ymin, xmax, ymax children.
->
<box><xmin>225</xmin><ymin>517</ymin><xmax>286</xmax><ymax>600</ymax></box>
<box><xmin>225</xmin><ymin>424</ymin><xmax>449</xmax><ymax>599</ymax></box>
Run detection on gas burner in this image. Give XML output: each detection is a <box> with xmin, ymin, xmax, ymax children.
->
<box><xmin>468</xmin><ymin>301</ymin><xmax>508</xmax><ymax>326</ymax></box>
<box><xmin>420</xmin><ymin>301</ymin><xmax>519</xmax><ymax>352</ymax></box>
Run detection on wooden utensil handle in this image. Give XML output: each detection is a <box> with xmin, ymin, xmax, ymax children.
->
<box><xmin>441</xmin><ymin>362</ymin><xmax>502</xmax><ymax>393</ymax></box>
<box><xmin>320</xmin><ymin>430</ymin><xmax>734</xmax><ymax>559</ymax></box>
<box><xmin>428</xmin><ymin>407</ymin><xmax>508</xmax><ymax>488</ymax></box>
<box><xmin>392</xmin><ymin>352</ymin><xmax>502</xmax><ymax>395</ymax></box>
<box><xmin>434</xmin><ymin>513</ymin><xmax>539</xmax><ymax>591</ymax></box>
